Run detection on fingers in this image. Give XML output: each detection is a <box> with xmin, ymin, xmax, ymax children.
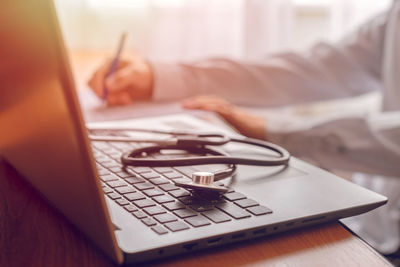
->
<box><xmin>88</xmin><ymin>59</ymin><xmax>131</xmax><ymax>97</ymax></box>
<box><xmin>88</xmin><ymin>56</ymin><xmax>153</xmax><ymax>106</ymax></box>
<box><xmin>88</xmin><ymin>59</ymin><xmax>112</xmax><ymax>98</ymax></box>
<box><xmin>182</xmin><ymin>95</ymin><xmax>234</xmax><ymax>116</ymax></box>
<box><xmin>105</xmin><ymin>67</ymin><xmax>134</xmax><ymax>93</ymax></box>
<box><xmin>182</xmin><ymin>95</ymin><xmax>226</xmax><ymax>109</ymax></box>
<box><xmin>106</xmin><ymin>90</ymin><xmax>132</xmax><ymax>106</ymax></box>
<box><xmin>181</xmin><ymin>95</ymin><xmax>266</xmax><ymax>139</ymax></box>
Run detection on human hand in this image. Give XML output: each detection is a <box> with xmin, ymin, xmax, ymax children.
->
<box><xmin>182</xmin><ymin>95</ymin><xmax>266</xmax><ymax>140</ymax></box>
<box><xmin>88</xmin><ymin>55</ymin><xmax>153</xmax><ymax>106</ymax></box>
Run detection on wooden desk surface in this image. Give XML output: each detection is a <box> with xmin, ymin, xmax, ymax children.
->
<box><xmin>0</xmin><ymin>160</ymin><xmax>390</xmax><ymax>266</ymax></box>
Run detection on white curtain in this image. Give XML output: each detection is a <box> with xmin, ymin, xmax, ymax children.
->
<box><xmin>55</xmin><ymin>0</ymin><xmax>391</xmax><ymax>62</ymax></box>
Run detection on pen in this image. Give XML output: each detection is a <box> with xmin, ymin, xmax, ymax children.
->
<box><xmin>102</xmin><ymin>32</ymin><xmax>128</xmax><ymax>101</ymax></box>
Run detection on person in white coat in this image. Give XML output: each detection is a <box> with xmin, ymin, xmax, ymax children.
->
<box><xmin>89</xmin><ymin>1</ymin><xmax>400</xmax><ymax>255</ymax></box>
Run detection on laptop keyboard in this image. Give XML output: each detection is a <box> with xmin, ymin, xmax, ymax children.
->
<box><xmin>91</xmin><ymin>138</ymin><xmax>273</xmax><ymax>235</ymax></box>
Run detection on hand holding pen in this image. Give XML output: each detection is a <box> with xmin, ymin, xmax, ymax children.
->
<box><xmin>101</xmin><ymin>32</ymin><xmax>127</xmax><ymax>101</ymax></box>
<box><xmin>88</xmin><ymin>33</ymin><xmax>154</xmax><ymax>106</ymax></box>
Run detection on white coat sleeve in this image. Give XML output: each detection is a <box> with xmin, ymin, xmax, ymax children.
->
<box><xmin>151</xmin><ymin>11</ymin><xmax>387</xmax><ymax>107</ymax></box>
<box><xmin>267</xmin><ymin>113</ymin><xmax>400</xmax><ymax>177</ymax></box>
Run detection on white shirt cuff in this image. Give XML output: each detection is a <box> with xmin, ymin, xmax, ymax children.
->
<box><xmin>150</xmin><ymin>62</ymin><xmax>192</xmax><ymax>102</ymax></box>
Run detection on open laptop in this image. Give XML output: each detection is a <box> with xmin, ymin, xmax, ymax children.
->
<box><xmin>0</xmin><ymin>0</ymin><xmax>388</xmax><ymax>264</ymax></box>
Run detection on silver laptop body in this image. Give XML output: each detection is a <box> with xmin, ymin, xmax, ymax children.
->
<box><xmin>0</xmin><ymin>0</ymin><xmax>387</xmax><ymax>264</ymax></box>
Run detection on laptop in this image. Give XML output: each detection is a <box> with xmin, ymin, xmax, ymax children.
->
<box><xmin>0</xmin><ymin>0</ymin><xmax>388</xmax><ymax>264</ymax></box>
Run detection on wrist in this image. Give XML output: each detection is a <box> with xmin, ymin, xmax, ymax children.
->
<box><xmin>231</xmin><ymin>108</ymin><xmax>266</xmax><ymax>140</ymax></box>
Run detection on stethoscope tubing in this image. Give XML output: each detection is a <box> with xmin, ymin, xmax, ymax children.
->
<box><xmin>88</xmin><ymin>127</ymin><xmax>291</xmax><ymax>172</ymax></box>
<box><xmin>89</xmin><ymin>127</ymin><xmax>291</xmax><ymax>187</ymax></box>
<box><xmin>121</xmin><ymin>137</ymin><xmax>290</xmax><ymax>167</ymax></box>
<box><xmin>89</xmin><ymin>130</ymin><xmax>231</xmax><ymax>146</ymax></box>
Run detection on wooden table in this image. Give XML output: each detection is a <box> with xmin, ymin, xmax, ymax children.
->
<box><xmin>0</xmin><ymin>159</ymin><xmax>390</xmax><ymax>266</ymax></box>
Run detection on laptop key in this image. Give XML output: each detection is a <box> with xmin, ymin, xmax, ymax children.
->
<box><xmin>169</xmin><ymin>189</ymin><xmax>190</xmax><ymax>198</ymax></box>
<box><xmin>109</xmin><ymin>166</ymin><xmax>123</xmax><ymax>173</ymax></box>
<box><xmin>154</xmin><ymin>213</ymin><xmax>178</xmax><ymax>224</ymax></box>
<box><xmin>184</xmin><ymin>215</ymin><xmax>211</xmax><ymax>227</ymax></box>
<box><xmin>163</xmin><ymin>201</ymin><xmax>186</xmax><ymax>211</ymax></box>
<box><xmin>153</xmin><ymin>194</ymin><xmax>175</xmax><ymax>204</ymax></box>
<box><xmin>154</xmin><ymin>167</ymin><xmax>174</xmax><ymax>173</ymax></box>
<box><xmin>92</xmin><ymin>141</ymin><xmax>109</xmax><ymax>150</ymax></box>
<box><xmin>247</xmin><ymin>206</ymin><xmax>273</xmax><ymax>216</ymax></box>
<box><xmin>102</xmin><ymin>187</ymin><xmax>113</xmax><ymax>194</ymax></box>
<box><xmin>102</xmin><ymin>161</ymin><xmax>121</xmax><ymax>168</ymax></box>
<box><xmin>106</xmin><ymin>180</ymin><xmax>127</xmax><ymax>188</ymax></box>
<box><xmin>132</xmin><ymin>210</ymin><xmax>147</xmax><ymax>219</ymax></box>
<box><xmin>173</xmin><ymin>209</ymin><xmax>197</xmax><ymax>218</ymax></box>
<box><xmin>202</xmin><ymin>210</ymin><xmax>231</xmax><ymax>223</ymax></box>
<box><xmin>141</xmin><ymin>217</ymin><xmax>157</xmax><ymax>226</ymax></box>
<box><xmin>100</xmin><ymin>174</ymin><xmax>119</xmax><ymax>182</ymax></box>
<box><xmin>189</xmin><ymin>203</ymin><xmax>214</xmax><ymax>212</ymax></box>
<box><xmin>115</xmin><ymin>186</ymin><xmax>136</xmax><ymax>195</ymax></box>
<box><xmin>116</xmin><ymin>171</ymin><xmax>135</xmax><ymax>178</ymax></box>
<box><xmin>173</xmin><ymin>177</ymin><xmax>192</xmax><ymax>184</ymax></box>
<box><xmin>109</xmin><ymin>142</ymin><xmax>132</xmax><ymax>150</ymax></box>
<box><xmin>133</xmin><ymin>199</ymin><xmax>156</xmax><ymax>208</ymax></box>
<box><xmin>97</xmin><ymin>169</ymin><xmax>110</xmax><ymax>176</ymax></box>
<box><xmin>164</xmin><ymin>171</ymin><xmax>183</xmax><ymax>179</ymax></box>
<box><xmin>173</xmin><ymin>166</ymin><xmax>197</xmax><ymax>177</ymax></box>
<box><xmin>124</xmin><ymin>204</ymin><xmax>138</xmax><ymax>212</ymax></box>
<box><xmin>131</xmin><ymin>167</ymin><xmax>152</xmax><ymax>173</ymax></box>
<box><xmin>125</xmin><ymin>177</ymin><xmax>145</xmax><ymax>184</ymax></box>
<box><xmin>107</xmin><ymin>192</ymin><xmax>122</xmax><ymax>200</ymax></box>
<box><xmin>216</xmin><ymin>202</ymin><xmax>251</xmax><ymax>219</ymax></box>
<box><xmin>95</xmin><ymin>157</ymin><xmax>110</xmax><ymax>163</ymax></box>
<box><xmin>101</xmin><ymin>148</ymin><xmax>119</xmax><ymax>154</ymax></box>
<box><xmin>159</xmin><ymin>183</ymin><xmax>179</xmax><ymax>192</ymax></box>
<box><xmin>143</xmin><ymin>206</ymin><xmax>167</xmax><ymax>216</ymax></box>
<box><xmin>141</xmin><ymin>172</ymin><xmax>161</xmax><ymax>179</ymax></box>
<box><xmin>134</xmin><ymin>182</ymin><xmax>155</xmax><ymax>191</ymax></box>
<box><xmin>164</xmin><ymin>221</ymin><xmax>190</xmax><ymax>232</ymax></box>
<box><xmin>109</xmin><ymin>153</ymin><xmax>121</xmax><ymax>160</ymax></box>
<box><xmin>223</xmin><ymin>192</ymin><xmax>247</xmax><ymax>201</ymax></box>
<box><xmin>142</xmin><ymin>188</ymin><xmax>164</xmax><ymax>197</ymax></box>
<box><xmin>151</xmin><ymin>225</ymin><xmax>169</xmax><ymax>235</ymax></box>
<box><xmin>234</xmin><ymin>199</ymin><xmax>259</xmax><ymax>208</ymax></box>
<box><xmin>124</xmin><ymin>192</ymin><xmax>146</xmax><ymax>201</ymax></box>
<box><xmin>116</xmin><ymin>198</ymin><xmax>130</xmax><ymax>206</ymax></box>
<box><xmin>148</xmin><ymin>177</ymin><xmax>170</xmax><ymax>185</ymax></box>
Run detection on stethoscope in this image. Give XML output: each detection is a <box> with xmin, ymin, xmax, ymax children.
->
<box><xmin>89</xmin><ymin>128</ymin><xmax>291</xmax><ymax>193</ymax></box>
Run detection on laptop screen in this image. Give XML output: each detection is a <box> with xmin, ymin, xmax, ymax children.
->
<box><xmin>0</xmin><ymin>0</ymin><xmax>122</xmax><ymax>262</ymax></box>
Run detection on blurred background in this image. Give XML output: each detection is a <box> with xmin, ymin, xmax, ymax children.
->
<box><xmin>55</xmin><ymin>0</ymin><xmax>391</xmax><ymax>123</ymax></box>
<box><xmin>55</xmin><ymin>0</ymin><xmax>390</xmax><ymax>62</ymax></box>
<box><xmin>55</xmin><ymin>0</ymin><xmax>392</xmax><ymax>127</ymax></box>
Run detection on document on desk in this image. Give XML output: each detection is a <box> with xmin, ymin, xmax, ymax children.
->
<box><xmin>77</xmin><ymin>90</ymin><xmax>182</xmax><ymax>122</ymax></box>
<box><xmin>77</xmin><ymin>90</ymin><xmax>237</xmax><ymax>134</ymax></box>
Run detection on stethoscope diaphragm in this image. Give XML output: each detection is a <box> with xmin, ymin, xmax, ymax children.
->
<box><xmin>174</xmin><ymin>171</ymin><xmax>229</xmax><ymax>193</ymax></box>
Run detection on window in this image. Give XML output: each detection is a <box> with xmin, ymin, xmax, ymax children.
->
<box><xmin>87</xmin><ymin>0</ymin><xmax>184</xmax><ymax>9</ymax></box>
<box><xmin>56</xmin><ymin>0</ymin><xmax>391</xmax><ymax>61</ymax></box>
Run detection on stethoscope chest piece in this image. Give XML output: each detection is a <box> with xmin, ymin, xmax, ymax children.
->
<box><xmin>174</xmin><ymin>171</ymin><xmax>229</xmax><ymax>193</ymax></box>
